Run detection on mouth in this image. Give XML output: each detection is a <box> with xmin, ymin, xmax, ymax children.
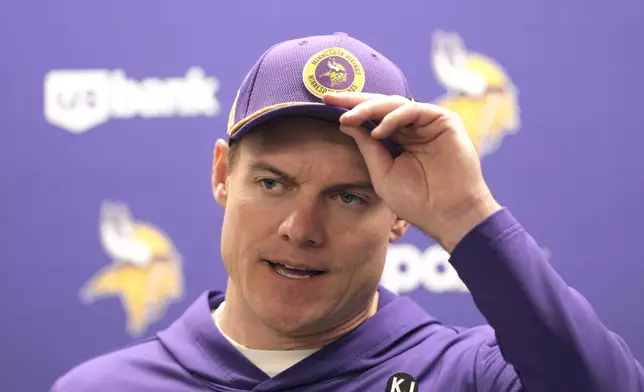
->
<box><xmin>265</xmin><ymin>260</ymin><xmax>327</xmax><ymax>280</ymax></box>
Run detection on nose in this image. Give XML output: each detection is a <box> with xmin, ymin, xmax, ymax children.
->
<box><xmin>278</xmin><ymin>201</ymin><xmax>325</xmax><ymax>248</ymax></box>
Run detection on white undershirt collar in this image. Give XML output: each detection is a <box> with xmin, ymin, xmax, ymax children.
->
<box><xmin>212</xmin><ymin>301</ymin><xmax>320</xmax><ymax>377</ymax></box>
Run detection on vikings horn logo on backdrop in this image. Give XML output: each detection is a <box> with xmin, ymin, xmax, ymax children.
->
<box><xmin>431</xmin><ymin>31</ymin><xmax>520</xmax><ymax>157</ymax></box>
<box><xmin>80</xmin><ymin>201</ymin><xmax>185</xmax><ymax>337</ymax></box>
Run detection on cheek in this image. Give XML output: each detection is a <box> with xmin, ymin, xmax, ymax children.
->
<box><xmin>220</xmin><ymin>194</ymin><xmax>253</xmax><ymax>270</ymax></box>
<box><xmin>235</xmin><ymin>192</ymin><xmax>286</xmax><ymax>230</ymax></box>
<box><xmin>219</xmin><ymin>208</ymin><xmax>240</xmax><ymax>276</ymax></box>
<box><xmin>220</xmin><ymin>193</ymin><xmax>282</xmax><ymax>271</ymax></box>
<box><xmin>336</xmin><ymin>222</ymin><xmax>391</xmax><ymax>277</ymax></box>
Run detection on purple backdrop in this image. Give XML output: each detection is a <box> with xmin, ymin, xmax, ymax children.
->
<box><xmin>1</xmin><ymin>0</ymin><xmax>644</xmax><ymax>391</ymax></box>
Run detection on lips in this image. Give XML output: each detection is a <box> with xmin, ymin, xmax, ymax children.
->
<box><xmin>265</xmin><ymin>260</ymin><xmax>327</xmax><ymax>280</ymax></box>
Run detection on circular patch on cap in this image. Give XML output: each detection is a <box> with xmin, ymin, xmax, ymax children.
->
<box><xmin>302</xmin><ymin>47</ymin><xmax>365</xmax><ymax>99</ymax></box>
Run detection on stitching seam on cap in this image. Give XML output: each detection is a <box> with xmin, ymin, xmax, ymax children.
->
<box><xmin>398</xmin><ymin>65</ymin><xmax>411</xmax><ymax>99</ymax></box>
<box><xmin>241</xmin><ymin>43</ymin><xmax>281</xmax><ymax>119</ymax></box>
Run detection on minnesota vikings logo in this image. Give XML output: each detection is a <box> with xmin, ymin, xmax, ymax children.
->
<box><xmin>303</xmin><ymin>47</ymin><xmax>365</xmax><ymax>98</ymax></box>
<box><xmin>431</xmin><ymin>31</ymin><xmax>520</xmax><ymax>158</ymax></box>
<box><xmin>79</xmin><ymin>201</ymin><xmax>184</xmax><ymax>337</ymax></box>
<box><xmin>319</xmin><ymin>58</ymin><xmax>348</xmax><ymax>87</ymax></box>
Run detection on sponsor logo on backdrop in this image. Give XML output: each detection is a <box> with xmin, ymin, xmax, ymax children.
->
<box><xmin>381</xmin><ymin>243</ymin><xmax>551</xmax><ymax>295</ymax></box>
<box><xmin>382</xmin><ymin>31</ymin><xmax>525</xmax><ymax>294</ymax></box>
<box><xmin>381</xmin><ymin>244</ymin><xmax>469</xmax><ymax>294</ymax></box>
<box><xmin>44</xmin><ymin>67</ymin><xmax>221</xmax><ymax>133</ymax></box>
<box><xmin>80</xmin><ymin>201</ymin><xmax>184</xmax><ymax>336</ymax></box>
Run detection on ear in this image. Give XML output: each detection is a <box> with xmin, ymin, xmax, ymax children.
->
<box><xmin>212</xmin><ymin>139</ymin><xmax>230</xmax><ymax>207</ymax></box>
<box><xmin>389</xmin><ymin>218</ymin><xmax>410</xmax><ymax>243</ymax></box>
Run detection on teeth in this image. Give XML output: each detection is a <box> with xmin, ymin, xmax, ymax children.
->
<box><xmin>267</xmin><ymin>260</ymin><xmax>324</xmax><ymax>279</ymax></box>
<box><xmin>275</xmin><ymin>265</ymin><xmax>312</xmax><ymax>279</ymax></box>
<box><xmin>283</xmin><ymin>264</ymin><xmax>308</xmax><ymax>271</ymax></box>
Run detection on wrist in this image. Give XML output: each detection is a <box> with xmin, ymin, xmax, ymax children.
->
<box><xmin>427</xmin><ymin>192</ymin><xmax>502</xmax><ymax>253</ymax></box>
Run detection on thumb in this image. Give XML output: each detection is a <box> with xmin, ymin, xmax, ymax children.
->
<box><xmin>339</xmin><ymin>125</ymin><xmax>394</xmax><ymax>187</ymax></box>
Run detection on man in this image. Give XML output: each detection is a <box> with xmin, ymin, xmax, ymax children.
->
<box><xmin>52</xmin><ymin>32</ymin><xmax>644</xmax><ymax>391</ymax></box>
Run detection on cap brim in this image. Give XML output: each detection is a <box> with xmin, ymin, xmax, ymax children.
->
<box><xmin>228</xmin><ymin>103</ymin><xmax>403</xmax><ymax>157</ymax></box>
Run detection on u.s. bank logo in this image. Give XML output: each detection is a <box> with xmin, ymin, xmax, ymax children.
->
<box><xmin>44</xmin><ymin>67</ymin><xmax>221</xmax><ymax>133</ymax></box>
<box><xmin>79</xmin><ymin>201</ymin><xmax>185</xmax><ymax>336</ymax></box>
<box><xmin>431</xmin><ymin>31</ymin><xmax>520</xmax><ymax>158</ymax></box>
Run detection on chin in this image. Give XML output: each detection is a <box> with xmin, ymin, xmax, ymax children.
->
<box><xmin>254</xmin><ymin>298</ymin><xmax>331</xmax><ymax>336</ymax></box>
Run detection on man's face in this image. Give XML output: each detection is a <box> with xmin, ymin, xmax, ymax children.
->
<box><xmin>212</xmin><ymin>116</ymin><xmax>407</xmax><ymax>336</ymax></box>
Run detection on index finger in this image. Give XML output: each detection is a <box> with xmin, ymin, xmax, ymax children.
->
<box><xmin>321</xmin><ymin>92</ymin><xmax>386</xmax><ymax>109</ymax></box>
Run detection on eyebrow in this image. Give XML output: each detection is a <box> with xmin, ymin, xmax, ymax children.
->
<box><xmin>248</xmin><ymin>161</ymin><xmax>375</xmax><ymax>193</ymax></box>
<box><xmin>248</xmin><ymin>161</ymin><xmax>297</xmax><ymax>183</ymax></box>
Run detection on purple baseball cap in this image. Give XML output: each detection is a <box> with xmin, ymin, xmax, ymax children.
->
<box><xmin>226</xmin><ymin>32</ymin><xmax>413</xmax><ymax>157</ymax></box>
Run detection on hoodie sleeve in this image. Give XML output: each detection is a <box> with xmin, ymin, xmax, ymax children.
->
<box><xmin>448</xmin><ymin>208</ymin><xmax>644</xmax><ymax>392</ymax></box>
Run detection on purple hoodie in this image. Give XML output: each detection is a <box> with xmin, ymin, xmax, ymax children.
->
<box><xmin>51</xmin><ymin>208</ymin><xmax>644</xmax><ymax>391</ymax></box>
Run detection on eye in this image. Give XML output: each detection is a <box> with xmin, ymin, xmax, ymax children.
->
<box><xmin>334</xmin><ymin>192</ymin><xmax>365</xmax><ymax>206</ymax></box>
<box><xmin>258</xmin><ymin>178</ymin><xmax>282</xmax><ymax>191</ymax></box>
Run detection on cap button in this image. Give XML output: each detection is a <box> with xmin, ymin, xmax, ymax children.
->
<box><xmin>333</xmin><ymin>32</ymin><xmax>349</xmax><ymax>37</ymax></box>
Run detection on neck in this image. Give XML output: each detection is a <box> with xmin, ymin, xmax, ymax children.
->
<box><xmin>218</xmin><ymin>281</ymin><xmax>380</xmax><ymax>350</ymax></box>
